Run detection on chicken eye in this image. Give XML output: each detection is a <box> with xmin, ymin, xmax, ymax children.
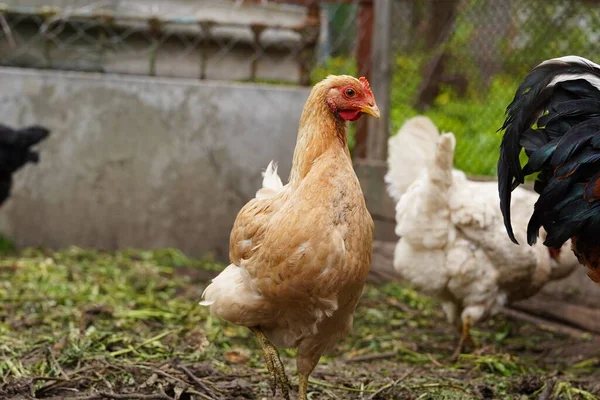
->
<box><xmin>345</xmin><ymin>88</ymin><xmax>356</xmax><ymax>97</ymax></box>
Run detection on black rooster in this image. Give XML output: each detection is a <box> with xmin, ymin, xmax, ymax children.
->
<box><xmin>498</xmin><ymin>56</ymin><xmax>600</xmax><ymax>285</ymax></box>
<box><xmin>0</xmin><ymin>124</ymin><xmax>50</xmax><ymax>206</ymax></box>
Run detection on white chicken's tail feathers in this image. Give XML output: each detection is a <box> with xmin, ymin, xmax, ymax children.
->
<box><xmin>255</xmin><ymin>160</ymin><xmax>284</xmax><ymax>199</ymax></box>
<box><xmin>394</xmin><ymin>132</ymin><xmax>456</xmax><ymax>248</ymax></box>
<box><xmin>385</xmin><ymin>116</ymin><xmax>441</xmax><ymax>203</ymax></box>
<box><xmin>429</xmin><ymin>132</ymin><xmax>456</xmax><ymax>187</ymax></box>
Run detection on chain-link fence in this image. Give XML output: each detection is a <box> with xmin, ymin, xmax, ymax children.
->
<box><xmin>383</xmin><ymin>0</ymin><xmax>600</xmax><ymax>177</ymax></box>
<box><xmin>0</xmin><ymin>1</ymin><xmax>324</xmax><ymax>84</ymax></box>
<box><xmin>1</xmin><ymin>0</ymin><xmax>600</xmax><ymax>176</ymax></box>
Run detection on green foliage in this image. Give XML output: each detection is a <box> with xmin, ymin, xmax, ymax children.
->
<box><xmin>0</xmin><ymin>234</ymin><xmax>15</xmax><ymax>254</ymax></box>
<box><xmin>423</xmin><ymin>75</ymin><xmax>519</xmax><ymax>176</ymax></box>
<box><xmin>310</xmin><ymin>0</ymin><xmax>600</xmax><ymax>177</ymax></box>
<box><xmin>460</xmin><ymin>354</ymin><xmax>525</xmax><ymax>377</ymax></box>
<box><xmin>500</xmin><ymin>1</ymin><xmax>600</xmax><ymax>76</ymax></box>
<box><xmin>313</xmin><ymin>53</ymin><xmax>519</xmax><ymax>176</ymax></box>
<box><xmin>310</xmin><ymin>56</ymin><xmax>357</xmax><ymax>83</ymax></box>
<box><xmin>0</xmin><ymin>247</ymin><xmax>226</xmax><ymax>382</ymax></box>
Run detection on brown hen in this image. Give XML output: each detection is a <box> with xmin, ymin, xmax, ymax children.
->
<box><xmin>201</xmin><ymin>75</ymin><xmax>380</xmax><ymax>399</ymax></box>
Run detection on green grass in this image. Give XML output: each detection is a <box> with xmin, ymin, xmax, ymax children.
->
<box><xmin>0</xmin><ymin>248</ymin><xmax>220</xmax><ymax>379</ymax></box>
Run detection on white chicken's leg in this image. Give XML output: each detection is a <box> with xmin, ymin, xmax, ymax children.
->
<box><xmin>450</xmin><ymin>315</ymin><xmax>476</xmax><ymax>361</ymax></box>
<box><xmin>249</xmin><ymin>326</ymin><xmax>291</xmax><ymax>399</ymax></box>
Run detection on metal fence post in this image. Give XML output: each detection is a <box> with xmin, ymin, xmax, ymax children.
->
<box><xmin>367</xmin><ymin>0</ymin><xmax>391</xmax><ymax>161</ymax></box>
<box><xmin>354</xmin><ymin>0</ymin><xmax>374</xmax><ymax>158</ymax></box>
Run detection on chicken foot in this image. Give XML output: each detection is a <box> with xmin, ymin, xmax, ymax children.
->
<box><xmin>449</xmin><ymin>316</ymin><xmax>476</xmax><ymax>361</ymax></box>
<box><xmin>249</xmin><ymin>327</ymin><xmax>291</xmax><ymax>399</ymax></box>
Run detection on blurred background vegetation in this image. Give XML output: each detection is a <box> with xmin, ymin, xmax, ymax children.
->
<box><xmin>313</xmin><ymin>0</ymin><xmax>600</xmax><ymax>176</ymax></box>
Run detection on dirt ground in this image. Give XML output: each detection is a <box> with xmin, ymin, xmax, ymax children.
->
<box><xmin>1</xmin><ymin>248</ymin><xmax>599</xmax><ymax>400</ymax></box>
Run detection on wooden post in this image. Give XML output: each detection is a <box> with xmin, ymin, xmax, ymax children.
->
<box><xmin>367</xmin><ymin>0</ymin><xmax>391</xmax><ymax>161</ymax></box>
<box><xmin>354</xmin><ymin>0</ymin><xmax>374</xmax><ymax>159</ymax></box>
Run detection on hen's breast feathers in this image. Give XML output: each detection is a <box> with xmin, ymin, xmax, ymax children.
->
<box><xmin>230</xmin><ymin>149</ymin><xmax>373</xmax><ymax>305</ymax></box>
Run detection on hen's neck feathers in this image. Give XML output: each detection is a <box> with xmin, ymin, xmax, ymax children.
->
<box><xmin>289</xmin><ymin>80</ymin><xmax>350</xmax><ymax>186</ymax></box>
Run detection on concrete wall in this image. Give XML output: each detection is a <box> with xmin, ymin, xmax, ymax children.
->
<box><xmin>0</xmin><ymin>67</ymin><xmax>309</xmax><ymax>260</ymax></box>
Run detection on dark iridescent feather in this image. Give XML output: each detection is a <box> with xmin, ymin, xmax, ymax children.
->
<box><xmin>549</xmin><ymin>119</ymin><xmax>600</xmax><ymax>165</ymax></box>
<box><xmin>554</xmin><ymin>148</ymin><xmax>600</xmax><ymax>178</ymax></box>
<box><xmin>498</xmin><ymin>56</ymin><xmax>600</xmax><ymax>248</ymax></box>
<box><xmin>584</xmin><ymin>171</ymin><xmax>600</xmax><ymax>201</ymax></box>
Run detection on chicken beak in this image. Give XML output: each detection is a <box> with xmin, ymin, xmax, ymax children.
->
<box><xmin>361</xmin><ymin>104</ymin><xmax>380</xmax><ymax>119</ymax></box>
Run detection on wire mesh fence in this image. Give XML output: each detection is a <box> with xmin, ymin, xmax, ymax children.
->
<box><xmin>0</xmin><ymin>1</ymin><xmax>322</xmax><ymax>84</ymax></box>
<box><xmin>384</xmin><ymin>0</ymin><xmax>600</xmax><ymax>177</ymax></box>
<box><xmin>1</xmin><ymin>0</ymin><xmax>600</xmax><ymax>176</ymax></box>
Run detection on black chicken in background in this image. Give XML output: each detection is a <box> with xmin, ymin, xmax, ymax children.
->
<box><xmin>0</xmin><ymin>124</ymin><xmax>50</xmax><ymax>206</ymax></box>
<box><xmin>498</xmin><ymin>55</ymin><xmax>600</xmax><ymax>286</ymax></box>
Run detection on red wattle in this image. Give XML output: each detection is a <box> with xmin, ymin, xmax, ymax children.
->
<box><xmin>338</xmin><ymin>110</ymin><xmax>361</xmax><ymax>121</ymax></box>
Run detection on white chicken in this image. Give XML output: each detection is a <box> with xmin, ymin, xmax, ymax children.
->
<box><xmin>385</xmin><ymin>116</ymin><xmax>579</xmax><ymax>360</ymax></box>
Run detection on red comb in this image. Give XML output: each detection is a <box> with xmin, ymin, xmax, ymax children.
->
<box><xmin>359</xmin><ymin>76</ymin><xmax>371</xmax><ymax>92</ymax></box>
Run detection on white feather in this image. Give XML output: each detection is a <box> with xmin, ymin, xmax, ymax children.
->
<box><xmin>385</xmin><ymin>116</ymin><xmax>440</xmax><ymax>203</ymax></box>
<box><xmin>539</xmin><ymin>56</ymin><xmax>600</xmax><ymax>91</ymax></box>
<box><xmin>255</xmin><ymin>160</ymin><xmax>284</xmax><ymax>199</ymax></box>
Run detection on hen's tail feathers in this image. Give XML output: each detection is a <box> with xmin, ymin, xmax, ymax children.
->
<box><xmin>498</xmin><ymin>55</ymin><xmax>600</xmax><ymax>246</ymax></box>
<box><xmin>385</xmin><ymin>116</ymin><xmax>440</xmax><ymax>202</ymax></box>
<box><xmin>0</xmin><ymin>125</ymin><xmax>50</xmax><ymax>149</ymax></box>
<box><xmin>255</xmin><ymin>160</ymin><xmax>284</xmax><ymax>199</ymax></box>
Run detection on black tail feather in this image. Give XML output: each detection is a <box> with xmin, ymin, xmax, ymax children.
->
<box><xmin>498</xmin><ymin>55</ymin><xmax>600</xmax><ymax>248</ymax></box>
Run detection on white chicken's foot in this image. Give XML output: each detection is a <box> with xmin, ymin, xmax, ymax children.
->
<box><xmin>249</xmin><ymin>326</ymin><xmax>291</xmax><ymax>399</ymax></box>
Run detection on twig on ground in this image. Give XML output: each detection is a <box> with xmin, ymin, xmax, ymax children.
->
<box><xmin>408</xmin><ymin>382</ymin><xmax>469</xmax><ymax>393</ymax></box>
<box><xmin>94</xmin><ymin>371</ymin><xmax>114</xmax><ymax>391</ymax></box>
<box><xmin>386</xmin><ymin>298</ymin><xmax>415</xmax><ymax>314</ymax></box>
<box><xmin>368</xmin><ymin>368</ymin><xmax>415</xmax><ymax>399</ymax></box>
<box><xmin>308</xmin><ymin>378</ymin><xmax>378</xmax><ymax>393</ymax></box>
<box><xmin>32</xmin><ymin>376</ymin><xmax>68</xmax><ymax>382</ymax></box>
<box><xmin>426</xmin><ymin>353</ymin><xmax>444</xmax><ymax>367</ymax></box>
<box><xmin>538</xmin><ymin>380</ymin><xmax>556</xmax><ymax>400</ymax></box>
<box><xmin>138</xmin><ymin>366</ymin><xmax>188</xmax><ymax>387</ymax></box>
<box><xmin>502</xmin><ymin>308</ymin><xmax>594</xmax><ymax>339</ymax></box>
<box><xmin>184</xmin><ymin>389</ymin><xmax>219</xmax><ymax>400</ymax></box>
<box><xmin>48</xmin><ymin>347</ymin><xmax>69</xmax><ymax>379</ymax></box>
<box><xmin>109</xmin><ymin>330</ymin><xmax>177</xmax><ymax>357</ymax></box>
<box><xmin>173</xmin><ymin>363</ymin><xmax>219</xmax><ymax>400</ymax></box>
<box><xmin>75</xmin><ymin>393</ymin><xmax>174</xmax><ymax>400</ymax></box>
<box><xmin>341</xmin><ymin>351</ymin><xmax>396</xmax><ymax>363</ymax></box>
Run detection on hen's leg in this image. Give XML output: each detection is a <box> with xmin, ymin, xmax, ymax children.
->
<box><xmin>450</xmin><ymin>315</ymin><xmax>475</xmax><ymax>361</ymax></box>
<box><xmin>249</xmin><ymin>327</ymin><xmax>291</xmax><ymax>399</ymax></box>
<box><xmin>298</xmin><ymin>374</ymin><xmax>309</xmax><ymax>400</ymax></box>
<box><xmin>296</xmin><ymin>347</ymin><xmax>321</xmax><ymax>400</ymax></box>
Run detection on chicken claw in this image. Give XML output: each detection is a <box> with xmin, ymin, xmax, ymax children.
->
<box><xmin>249</xmin><ymin>327</ymin><xmax>291</xmax><ymax>399</ymax></box>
